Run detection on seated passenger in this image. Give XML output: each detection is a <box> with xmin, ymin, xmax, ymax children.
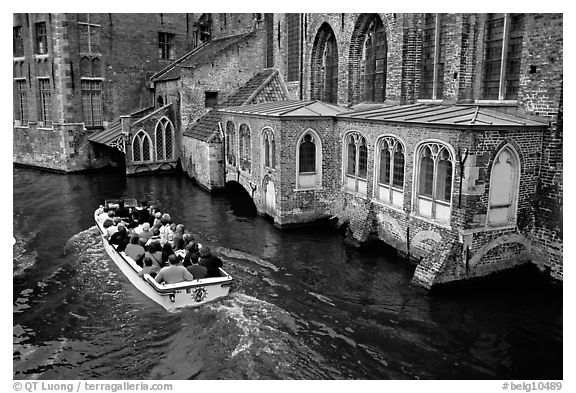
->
<box><xmin>138</xmin><ymin>200</ymin><xmax>152</xmax><ymax>224</ymax></box>
<box><xmin>145</xmin><ymin>241</ymin><xmax>163</xmax><ymax>270</ymax></box>
<box><xmin>155</xmin><ymin>254</ymin><xmax>194</xmax><ymax>284</ymax></box>
<box><xmin>159</xmin><ymin>214</ymin><xmax>172</xmax><ymax>245</ymax></box>
<box><xmin>106</xmin><ymin>217</ymin><xmax>122</xmax><ymax>238</ymax></box>
<box><xmin>116</xmin><ymin>201</ymin><xmax>130</xmax><ymax>219</ymax></box>
<box><xmin>186</xmin><ymin>252</ymin><xmax>207</xmax><ymax>280</ymax></box>
<box><xmin>97</xmin><ymin>206</ymin><xmax>110</xmax><ymax>223</ymax></box>
<box><xmin>199</xmin><ymin>246</ymin><xmax>223</xmax><ymax>278</ymax></box>
<box><xmin>161</xmin><ymin>242</ymin><xmax>176</xmax><ymax>265</ymax></box>
<box><xmin>138</xmin><ymin>256</ymin><xmax>159</xmax><ymax>278</ymax></box>
<box><xmin>172</xmin><ymin>224</ymin><xmax>186</xmax><ymax>250</ymax></box>
<box><xmin>109</xmin><ymin>224</ymin><xmax>129</xmax><ymax>252</ymax></box>
<box><xmin>138</xmin><ymin>222</ymin><xmax>153</xmax><ymax>243</ymax></box>
<box><xmin>145</xmin><ymin>227</ymin><xmax>161</xmax><ymax>247</ymax></box>
<box><xmin>152</xmin><ymin>212</ymin><xmax>163</xmax><ymax>228</ymax></box>
<box><xmin>124</xmin><ymin>234</ymin><xmax>145</xmax><ymax>266</ymax></box>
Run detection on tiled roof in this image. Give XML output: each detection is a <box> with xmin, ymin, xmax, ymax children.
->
<box><xmin>338</xmin><ymin>104</ymin><xmax>548</xmax><ymax>128</ymax></box>
<box><xmin>182</xmin><ymin>109</ymin><xmax>221</xmax><ymax>141</ymax></box>
<box><xmin>220</xmin><ymin>100</ymin><xmax>352</xmax><ymax>117</ymax></box>
<box><xmin>152</xmin><ymin>32</ymin><xmax>256</xmax><ymax>82</ymax></box>
<box><xmin>184</xmin><ymin>68</ymin><xmax>290</xmax><ymax>141</ymax></box>
<box><xmin>88</xmin><ymin>120</ymin><xmax>122</xmax><ymax>146</ymax></box>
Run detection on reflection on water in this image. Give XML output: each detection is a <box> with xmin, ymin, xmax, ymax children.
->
<box><xmin>13</xmin><ymin>166</ymin><xmax>562</xmax><ymax>380</ymax></box>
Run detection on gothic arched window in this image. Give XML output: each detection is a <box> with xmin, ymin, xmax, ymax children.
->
<box><xmin>414</xmin><ymin>142</ymin><xmax>454</xmax><ymax>221</ymax></box>
<box><xmin>344</xmin><ymin>132</ymin><xmax>368</xmax><ymax>195</ymax></box>
<box><xmin>155</xmin><ymin>117</ymin><xmax>174</xmax><ymax>161</ymax></box>
<box><xmin>296</xmin><ymin>130</ymin><xmax>323</xmax><ymax>189</ymax></box>
<box><xmin>375</xmin><ymin>136</ymin><xmax>405</xmax><ymax>207</ymax></box>
<box><xmin>132</xmin><ymin>130</ymin><xmax>153</xmax><ymax>163</ymax></box>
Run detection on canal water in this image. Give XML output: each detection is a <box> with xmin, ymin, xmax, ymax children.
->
<box><xmin>13</xmin><ymin>166</ymin><xmax>562</xmax><ymax>380</ymax></box>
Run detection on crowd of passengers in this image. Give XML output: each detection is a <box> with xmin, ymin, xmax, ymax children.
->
<box><xmin>96</xmin><ymin>201</ymin><xmax>223</xmax><ymax>285</ymax></box>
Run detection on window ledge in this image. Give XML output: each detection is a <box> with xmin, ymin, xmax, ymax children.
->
<box><xmin>344</xmin><ymin>190</ymin><xmax>369</xmax><ymax>200</ymax></box>
<box><xmin>411</xmin><ymin>213</ymin><xmax>453</xmax><ymax>230</ymax></box>
<box><xmin>293</xmin><ymin>187</ymin><xmax>324</xmax><ymax>192</ymax></box>
<box><xmin>13</xmin><ymin>56</ymin><xmax>25</xmax><ymax>61</ymax></box>
<box><xmin>370</xmin><ymin>198</ymin><xmax>405</xmax><ymax>213</ymax></box>
<box><xmin>417</xmin><ymin>99</ymin><xmax>443</xmax><ymax>104</ymax></box>
<box><xmin>34</xmin><ymin>54</ymin><xmax>49</xmax><ymax>59</ymax></box>
<box><xmin>460</xmin><ymin>224</ymin><xmax>517</xmax><ymax>236</ymax></box>
<box><xmin>474</xmin><ymin>100</ymin><xmax>518</xmax><ymax>106</ymax></box>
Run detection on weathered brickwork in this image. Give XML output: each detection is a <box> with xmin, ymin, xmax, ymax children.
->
<box><xmin>13</xmin><ymin>13</ymin><xmax>563</xmax><ymax>289</ymax></box>
<box><xmin>13</xmin><ymin>13</ymin><xmax>195</xmax><ymax>172</ymax></box>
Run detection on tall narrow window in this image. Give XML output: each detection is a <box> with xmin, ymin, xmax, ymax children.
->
<box><xmin>78</xmin><ymin>14</ymin><xmax>101</xmax><ymax>53</ymax></box>
<box><xmin>265</xmin><ymin>14</ymin><xmax>274</xmax><ymax>68</ymax></box>
<box><xmin>415</xmin><ymin>142</ymin><xmax>454</xmax><ymax>222</ymax></box>
<box><xmin>375</xmin><ymin>137</ymin><xmax>405</xmax><ymax>207</ymax></box>
<box><xmin>323</xmin><ymin>32</ymin><xmax>338</xmax><ymax>103</ymax></box>
<box><xmin>38</xmin><ymin>78</ymin><xmax>51</xmax><ymax>127</ymax></box>
<box><xmin>239</xmin><ymin>124</ymin><xmax>251</xmax><ymax>173</ymax></box>
<box><xmin>155</xmin><ymin>117</ymin><xmax>174</xmax><ymax>161</ymax></box>
<box><xmin>296</xmin><ymin>130</ymin><xmax>322</xmax><ymax>189</ymax></box>
<box><xmin>15</xmin><ymin>80</ymin><xmax>28</xmax><ymax>125</ymax></box>
<box><xmin>482</xmin><ymin>13</ymin><xmax>525</xmax><ymax>100</ymax></box>
<box><xmin>159</xmin><ymin>32</ymin><xmax>176</xmax><ymax>60</ymax></box>
<box><xmin>344</xmin><ymin>132</ymin><xmax>368</xmax><ymax>195</ymax></box>
<box><xmin>13</xmin><ymin>27</ymin><xmax>24</xmax><ymax>57</ymax></box>
<box><xmin>132</xmin><ymin>130</ymin><xmax>153</xmax><ymax>163</ymax></box>
<box><xmin>488</xmin><ymin>145</ymin><xmax>520</xmax><ymax>226</ymax></box>
<box><xmin>81</xmin><ymin>80</ymin><xmax>103</xmax><ymax>127</ymax></box>
<box><xmin>286</xmin><ymin>13</ymin><xmax>301</xmax><ymax>82</ymax></box>
<box><xmin>361</xmin><ymin>18</ymin><xmax>387</xmax><ymax>102</ymax></box>
<box><xmin>35</xmin><ymin>22</ymin><xmax>47</xmax><ymax>55</ymax></box>
<box><xmin>299</xmin><ymin>134</ymin><xmax>316</xmax><ymax>173</ymax></box>
<box><xmin>312</xmin><ymin>24</ymin><xmax>339</xmax><ymax>103</ymax></box>
<box><xmin>262</xmin><ymin>128</ymin><xmax>275</xmax><ymax>169</ymax></box>
<box><xmin>225</xmin><ymin>121</ymin><xmax>236</xmax><ymax>166</ymax></box>
<box><xmin>419</xmin><ymin>14</ymin><xmax>446</xmax><ymax>100</ymax></box>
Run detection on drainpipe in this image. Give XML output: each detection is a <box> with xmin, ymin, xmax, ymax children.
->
<box><xmin>299</xmin><ymin>13</ymin><xmax>304</xmax><ymax>100</ymax></box>
<box><xmin>219</xmin><ymin>121</ymin><xmax>226</xmax><ymax>184</ymax></box>
<box><xmin>458</xmin><ymin>148</ymin><xmax>469</xmax><ymax>208</ymax></box>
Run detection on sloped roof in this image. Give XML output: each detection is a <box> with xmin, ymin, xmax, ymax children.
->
<box><xmin>338</xmin><ymin>104</ymin><xmax>548</xmax><ymax>128</ymax></box>
<box><xmin>220</xmin><ymin>100</ymin><xmax>352</xmax><ymax>117</ymax></box>
<box><xmin>152</xmin><ymin>32</ymin><xmax>256</xmax><ymax>82</ymax></box>
<box><xmin>184</xmin><ymin>68</ymin><xmax>290</xmax><ymax>141</ymax></box>
<box><xmin>88</xmin><ymin>120</ymin><xmax>122</xmax><ymax>147</ymax></box>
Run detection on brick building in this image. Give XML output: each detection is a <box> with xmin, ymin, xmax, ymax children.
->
<box><xmin>13</xmin><ymin>13</ymin><xmax>562</xmax><ymax>289</ymax></box>
<box><xmin>13</xmin><ymin>13</ymin><xmax>199</xmax><ymax>171</ymax></box>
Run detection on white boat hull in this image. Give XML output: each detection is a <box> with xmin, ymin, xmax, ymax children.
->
<box><xmin>95</xmin><ymin>209</ymin><xmax>232</xmax><ymax>311</ymax></box>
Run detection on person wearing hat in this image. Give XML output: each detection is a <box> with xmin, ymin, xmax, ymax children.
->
<box><xmin>199</xmin><ymin>246</ymin><xmax>223</xmax><ymax>278</ymax></box>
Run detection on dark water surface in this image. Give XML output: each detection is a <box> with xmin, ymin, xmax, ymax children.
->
<box><xmin>13</xmin><ymin>166</ymin><xmax>562</xmax><ymax>380</ymax></box>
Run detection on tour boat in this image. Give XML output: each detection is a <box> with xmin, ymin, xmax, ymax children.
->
<box><xmin>94</xmin><ymin>199</ymin><xmax>233</xmax><ymax>311</ymax></box>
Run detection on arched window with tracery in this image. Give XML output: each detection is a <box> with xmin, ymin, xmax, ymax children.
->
<box><xmin>488</xmin><ymin>145</ymin><xmax>520</xmax><ymax>226</ymax></box>
<box><xmin>239</xmin><ymin>124</ymin><xmax>251</xmax><ymax>173</ymax></box>
<box><xmin>225</xmin><ymin>121</ymin><xmax>236</xmax><ymax>166</ymax></box>
<box><xmin>414</xmin><ymin>142</ymin><xmax>454</xmax><ymax>221</ymax></box>
<box><xmin>375</xmin><ymin>136</ymin><xmax>405</xmax><ymax>207</ymax></box>
<box><xmin>296</xmin><ymin>130</ymin><xmax>322</xmax><ymax>189</ymax></box>
<box><xmin>344</xmin><ymin>132</ymin><xmax>368</xmax><ymax>195</ymax></box>
<box><xmin>262</xmin><ymin>128</ymin><xmax>275</xmax><ymax>169</ymax></box>
<box><xmin>132</xmin><ymin>130</ymin><xmax>153</xmax><ymax>163</ymax></box>
<box><xmin>155</xmin><ymin>117</ymin><xmax>174</xmax><ymax>161</ymax></box>
<box><xmin>311</xmin><ymin>23</ymin><xmax>339</xmax><ymax>103</ymax></box>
